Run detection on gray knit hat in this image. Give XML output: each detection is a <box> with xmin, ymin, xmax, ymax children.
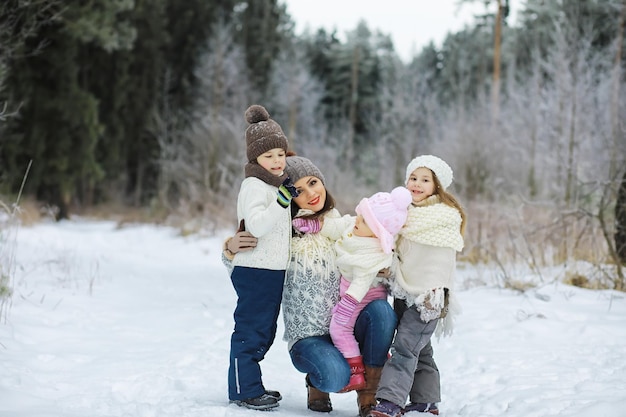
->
<box><xmin>285</xmin><ymin>156</ymin><xmax>325</xmax><ymax>184</ymax></box>
<box><xmin>244</xmin><ymin>105</ymin><xmax>289</xmax><ymax>162</ymax></box>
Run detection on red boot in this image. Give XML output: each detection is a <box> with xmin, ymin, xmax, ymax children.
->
<box><xmin>339</xmin><ymin>356</ymin><xmax>367</xmax><ymax>392</ymax></box>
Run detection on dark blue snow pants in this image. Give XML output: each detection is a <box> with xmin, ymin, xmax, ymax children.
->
<box><xmin>228</xmin><ymin>266</ymin><xmax>285</xmax><ymax>401</ymax></box>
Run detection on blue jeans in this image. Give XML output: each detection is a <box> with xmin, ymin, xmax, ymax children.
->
<box><xmin>289</xmin><ymin>299</ymin><xmax>397</xmax><ymax>393</ymax></box>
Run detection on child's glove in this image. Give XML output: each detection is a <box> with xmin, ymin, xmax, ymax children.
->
<box><xmin>277</xmin><ymin>177</ymin><xmax>299</xmax><ymax>208</ymax></box>
<box><xmin>292</xmin><ymin>218</ymin><xmax>321</xmax><ymax>234</ymax></box>
<box><xmin>377</xmin><ymin>267</ymin><xmax>391</xmax><ymax>279</ymax></box>
<box><xmin>331</xmin><ymin>294</ymin><xmax>359</xmax><ymax>326</ymax></box>
<box><xmin>417</xmin><ymin>289</ymin><xmax>445</xmax><ymax>322</ymax></box>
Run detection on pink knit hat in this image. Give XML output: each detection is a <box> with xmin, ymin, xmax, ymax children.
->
<box><xmin>355</xmin><ymin>186</ymin><xmax>412</xmax><ymax>254</ymax></box>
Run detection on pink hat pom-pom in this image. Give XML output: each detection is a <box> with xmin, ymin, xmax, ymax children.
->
<box><xmin>391</xmin><ymin>186</ymin><xmax>412</xmax><ymax>209</ymax></box>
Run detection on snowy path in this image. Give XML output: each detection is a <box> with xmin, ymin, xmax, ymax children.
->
<box><xmin>1</xmin><ymin>220</ymin><xmax>625</xmax><ymax>417</ymax></box>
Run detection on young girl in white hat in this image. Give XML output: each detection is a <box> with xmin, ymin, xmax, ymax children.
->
<box><xmin>369</xmin><ymin>155</ymin><xmax>467</xmax><ymax>417</ymax></box>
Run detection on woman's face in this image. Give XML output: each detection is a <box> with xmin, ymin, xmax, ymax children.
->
<box><xmin>406</xmin><ymin>167</ymin><xmax>436</xmax><ymax>204</ymax></box>
<box><xmin>292</xmin><ymin>176</ymin><xmax>326</xmax><ymax>212</ymax></box>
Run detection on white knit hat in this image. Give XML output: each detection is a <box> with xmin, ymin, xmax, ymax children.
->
<box><xmin>405</xmin><ymin>155</ymin><xmax>453</xmax><ymax>190</ymax></box>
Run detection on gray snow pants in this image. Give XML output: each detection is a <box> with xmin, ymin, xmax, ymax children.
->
<box><xmin>375</xmin><ymin>303</ymin><xmax>440</xmax><ymax>407</ymax></box>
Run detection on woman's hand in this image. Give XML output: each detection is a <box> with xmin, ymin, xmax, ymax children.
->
<box><xmin>226</xmin><ymin>231</ymin><xmax>258</xmax><ymax>254</ymax></box>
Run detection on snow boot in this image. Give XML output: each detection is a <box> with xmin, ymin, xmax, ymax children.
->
<box><xmin>230</xmin><ymin>392</ymin><xmax>279</xmax><ymax>410</ymax></box>
<box><xmin>367</xmin><ymin>399</ymin><xmax>402</xmax><ymax>417</ymax></box>
<box><xmin>339</xmin><ymin>356</ymin><xmax>367</xmax><ymax>392</ymax></box>
<box><xmin>265</xmin><ymin>389</ymin><xmax>282</xmax><ymax>401</ymax></box>
<box><xmin>403</xmin><ymin>402</ymin><xmax>439</xmax><ymax>415</ymax></box>
<box><xmin>306</xmin><ymin>375</ymin><xmax>332</xmax><ymax>412</ymax></box>
<box><xmin>357</xmin><ymin>366</ymin><xmax>383</xmax><ymax>417</ymax></box>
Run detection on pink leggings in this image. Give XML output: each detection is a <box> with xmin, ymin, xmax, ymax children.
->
<box><xmin>330</xmin><ymin>277</ymin><xmax>388</xmax><ymax>358</ymax></box>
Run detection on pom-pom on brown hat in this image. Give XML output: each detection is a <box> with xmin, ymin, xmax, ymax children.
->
<box><xmin>244</xmin><ymin>105</ymin><xmax>289</xmax><ymax>162</ymax></box>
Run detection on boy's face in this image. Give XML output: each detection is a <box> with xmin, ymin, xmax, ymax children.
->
<box><xmin>353</xmin><ymin>214</ymin><xmax>376</xmax><ymax>238</ymax></box>
<box><xmin>406</xmin><ymin>167</ymin><xmax>436</xmax><ymax>204</ymax></box>
<box><xmin>256</xmin><ymin>148</ymin><xmax>286</xmax><ymax>176</ymax></box>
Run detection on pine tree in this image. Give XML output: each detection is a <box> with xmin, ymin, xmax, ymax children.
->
<box><xmin>234</xmin><ymin>0</ymin><xmax>288</xmax><ymax>96</ymax></box>
<box><xmin>3</xmin><ymin>24</ymin><xmax>102</xmax><ymax>219</ymax></box>
<box><xmin>2</xmin><ymin>0</ymin><xmax>135</xmax><ymax>218</ymax></box>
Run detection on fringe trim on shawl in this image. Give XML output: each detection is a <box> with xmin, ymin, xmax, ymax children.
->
<box><xmin>390</xmin><ymin>283</ymin><xmax>461</xmax><ymax>338</ymax></box>
<box><xmin>291</xmin><ymin>231</ymin><xmax>337</xmax><ymax>285</ymax></box>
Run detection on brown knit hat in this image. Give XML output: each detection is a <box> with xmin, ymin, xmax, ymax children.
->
<box><xmin>244</xmin><ymin>105</ymin><xmax>289</xmax><ymax>162</ymax></box>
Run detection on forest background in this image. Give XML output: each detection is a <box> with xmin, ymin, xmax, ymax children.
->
<box><xmin>1</xmin><ymin>0</ymin><xmax>626</xmax><ymax>301</ymax></box>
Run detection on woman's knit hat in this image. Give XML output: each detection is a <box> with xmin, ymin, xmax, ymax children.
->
<box><xmin>285</xmin><ymin>156</ymin><xmax>325</xmax><ymax>184</ymax></box>
<box><xmin>355</xmin><ymin>186</ymin><xmax>412</xmax><ymax>254</ymax></box>
<box><xmin>405</xmin><ymin>154</ymin><xmax>454</xmax><ymax>190</ymax></box>
<box><xmin>244</xmin><ymin>105</ymin><xmax>289</xmax><ymax>162</ymax></box>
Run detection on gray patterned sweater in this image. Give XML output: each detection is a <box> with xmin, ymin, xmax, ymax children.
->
<box><xmin>282</xmin><ymin>227</ymin><xmax>340</xmax><ymax>350</ymax></box>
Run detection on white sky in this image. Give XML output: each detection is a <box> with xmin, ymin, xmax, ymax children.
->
<box><xmin>282</xmin><ymin>0</ymin><xmax>521</xmax><ymax>62</ymax></box>
<box><xmin>1</xmin><ymin>219</ymin><xmax>625</xmax><ymax>416</ymax></box>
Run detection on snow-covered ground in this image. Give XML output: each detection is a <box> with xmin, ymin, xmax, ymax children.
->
<box><xmin>1</xmin><ymin>219</ymin><xmax>625</xmax><ymax>417</ymax></box>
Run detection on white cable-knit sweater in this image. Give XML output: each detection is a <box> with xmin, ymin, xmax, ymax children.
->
<box><xmin>232</xmin><ymin>177</ymin><xmax>291</xmax><ymax>270</ymax></box>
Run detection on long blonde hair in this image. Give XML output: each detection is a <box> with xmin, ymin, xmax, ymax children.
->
<box><xmin>432</xmin><ymin>173</ymin><xmax>467</xmax><ymax>236</ymax></box>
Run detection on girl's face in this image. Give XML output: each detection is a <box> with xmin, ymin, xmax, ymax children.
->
<box><xmin>406</xmin><ymin>167</ymin><xmax>436</xmax><ymax>204</ymax></box>
<box><xmin>256</xmin><ymin>148</ymin><xmax>286</xmax><ymax>176</ymax></box>
<box><xmin>353</xmin><ymin>214</ymin><xmax>375</xmax><ymax>238</ymax></box>
<box><xmin>292</xmin><ymin>176</ymin><xmax>326</xmax><ymax>212</ymax></box>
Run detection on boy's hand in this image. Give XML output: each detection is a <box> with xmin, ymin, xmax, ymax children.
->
<box><xmin>277</xmin><ymin>177</ymin><xmax>299</xmax><ymax>208</ymax></box>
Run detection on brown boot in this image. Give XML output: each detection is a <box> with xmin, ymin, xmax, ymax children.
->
<box><xmin>306</xmin><ymin>375</ymin><xmax>332</xmax><ymax>413</ymax></box>
<box><xmin>357</xmin><ymin>366</ymin><xmax>383</xmax><ymax>417</ymax></box>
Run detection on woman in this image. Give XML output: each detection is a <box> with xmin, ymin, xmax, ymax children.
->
<box><xmin>223</xmin><ymin>155</ymin><xmax>397</xmax><ymax>417</ymax></box>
